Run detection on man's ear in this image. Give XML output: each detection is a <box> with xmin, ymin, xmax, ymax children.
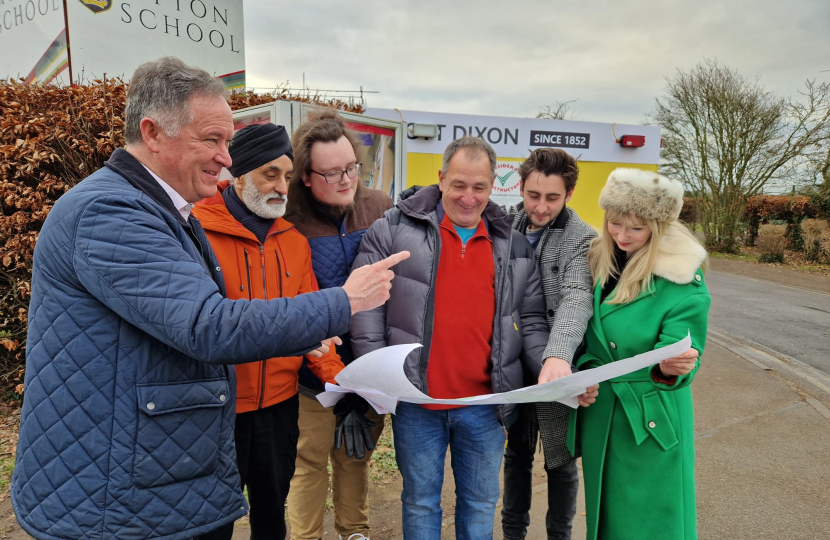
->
<box><xmin>564</xmin><ymin>189</ymin><xmax>575</xmax><ymax>203</ymax></box>
<box><xmin>302</xmin><ymin>173</ymin><xmax>311</xmax><ymax>187</ymax></box>
<box><xmin>438</xmin><ymin>169</ymin><xmax>444</xmax><ymax>191</ymax></box>
<box><xmin>140</xmin><ymin>117</ymin><xmax>163</xmax><ymax>153</ymax></box>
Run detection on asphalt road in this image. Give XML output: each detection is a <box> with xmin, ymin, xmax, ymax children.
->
<box><xmin>707</xmin><ymin>269</ymin><xmax>830</xmax><ymax>376</ymax></box>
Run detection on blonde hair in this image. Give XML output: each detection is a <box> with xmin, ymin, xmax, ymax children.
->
<box><xmin>588</xmin><ymin>207</ymin><xmax>705</xmax><ymax>304</ymax></box>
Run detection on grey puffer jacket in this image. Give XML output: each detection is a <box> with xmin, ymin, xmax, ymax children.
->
<box><xmin>350</xmin><ymin>185</ymin><xmax>549</xmax><ymax>427</ymax></box>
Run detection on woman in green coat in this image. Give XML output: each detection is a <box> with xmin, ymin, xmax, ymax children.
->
<box><xmin>571</xmin><ymin>168</ymin><xmax>711</xmax><ymax>540</ymax></box>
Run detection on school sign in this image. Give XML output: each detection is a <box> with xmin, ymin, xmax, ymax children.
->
<box><xmin>0</xmin><ymin>0</ymin><xmax>245</xmax><ymax>88</ymax></box>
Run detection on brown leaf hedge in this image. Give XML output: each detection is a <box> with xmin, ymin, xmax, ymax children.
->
<box><xmin>0</xmin><ymin>79</ymin><xmax>362</xmax><ymax>399</ymax></box>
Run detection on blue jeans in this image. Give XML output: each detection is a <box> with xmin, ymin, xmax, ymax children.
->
<box><xmin>392</xmin><ymin>402</ymin><xmax>507</xmax><ymax>540</ymax></box>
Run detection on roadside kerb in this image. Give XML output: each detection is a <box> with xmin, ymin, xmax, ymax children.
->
<box><xmin>709</xmin><ymin>325</ymin><xmax>830</xmax><ymax>408</ymax></box>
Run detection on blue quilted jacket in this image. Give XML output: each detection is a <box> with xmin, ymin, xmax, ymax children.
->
<box><xmin>12</xmin><ymin>149</ymin><xmax>351</xmax><ymax>540</ymax></box>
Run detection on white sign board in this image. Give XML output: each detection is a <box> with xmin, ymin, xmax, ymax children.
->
<box><xmin>65</xmin><ymin>0</ymin><xmax>245</xmax><ymax>88</ymax></box>
<box><xmin>0</xmin><ymin>0</ymin><xmax>69</xmax><ymax>84</ymax></box>
<box><xmin>366</xmin><ymin>108</ymin><xmax>661</xmax><ymax>165</ymax></box>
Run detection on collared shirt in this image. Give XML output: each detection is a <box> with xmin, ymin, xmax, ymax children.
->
<box><xmin>142</xmin><ymin>165</ymin><xmax>193</xmax><ymax>221</ymax></box>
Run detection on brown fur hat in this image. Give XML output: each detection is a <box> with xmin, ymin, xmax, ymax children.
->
<box><xmin>598</xmin><ymin>168</ymin><xmax>684</xmax><ymax>222</ymax></box>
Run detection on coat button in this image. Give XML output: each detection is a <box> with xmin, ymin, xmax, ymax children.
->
<box><xmin>648</xmin><ymin>421</ymin><xmax>657</xmax><ymax>429</ymax></box>
<box><xmin>552</xmin><ymin>265</ymin><xmax>559</xmax><ymax>272</ymax></box>
<box><xmin>547</xmin><ymin>309</ymin><xmax>554</xmax><ymax>316</ymax></box>
<box><xmin>216</xmin><ymin>266</ymin><xmax>221</xmax><ymax>272</ymax></box>
<box><xmin>610</xmin><ymin>342</ymin><xmax>617</xmax><ymax>349</ymax></box>
<box><xmin>219</xmin><ymin>394</ymin><xmax>226</xmax><ymax>402</ymax></box>
<box><xmin>341</xmin><ymin>233</ymin><xmax>346</xmax><ymax>237</ymax></box>
<box><xmin>694</xmin><ymin>275</ymin><xmax>701</xmax><ymax>282</ymax></box>
<box><xmin>146</xmin><ymin>402</ymin><xmax>155</xmax><ymax>411</ymax></box>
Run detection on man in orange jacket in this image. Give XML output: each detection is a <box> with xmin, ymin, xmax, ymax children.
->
<box><xmin>192</xmin><ymin>123</ymin><xmax>344</xmax><ymax>540</ymax></box>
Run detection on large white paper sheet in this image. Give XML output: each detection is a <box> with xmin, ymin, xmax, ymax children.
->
<box><xmin>317</xmin><ymin>334</ymin><xmax>693</xmax><ymax>414</ymax></box>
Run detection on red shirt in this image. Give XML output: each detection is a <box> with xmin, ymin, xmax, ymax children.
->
<box><xmin>424</xmin><ymin>215</ymin><xmax>496</xmax><ymax>410</ymax></box>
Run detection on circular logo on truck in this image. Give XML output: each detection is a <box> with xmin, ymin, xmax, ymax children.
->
<box><xmin>493</xmin><ymin>162</ymin><xmax>520</xmax><ymax>194</ymax></box>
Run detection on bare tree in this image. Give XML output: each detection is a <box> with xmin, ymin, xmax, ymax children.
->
<box><xmin>537</xmin><ymin>99</ymin><xmax>579</xmax><ymax>120</ymax></box>
<box><xmin>651</xmin><ymin>59</ymin><xmax>830</xmax><ymax>252</ymax></box>
<box><xmin>807</xmin><ymin>144</ymin><xmax>830</xmax><ymax>194</ymax></box>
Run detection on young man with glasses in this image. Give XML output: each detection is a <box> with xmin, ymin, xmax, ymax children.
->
<box><xmin>284</xmin><ymin>111</ymin><xmax>393</xmax><ymax>540</ymax></box>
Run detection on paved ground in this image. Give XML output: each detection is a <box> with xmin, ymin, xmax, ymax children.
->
<box><xmin>431</xmin><ymin>339</ymin><xmax>830</xmax><ymax>540</ymax></box>
<box><xmin>707</xmin><ymin>259</ymin><xmax>830</xmax><ymax>376</ymax></box>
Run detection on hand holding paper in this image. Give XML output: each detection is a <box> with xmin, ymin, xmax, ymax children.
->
<box><xmin>318</xmin><ymin>333</ymin><xmax>693</xmax><ymax>414</ymax></box>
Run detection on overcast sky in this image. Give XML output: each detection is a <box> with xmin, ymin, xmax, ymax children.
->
<box><xmin>243</xmin><ymin>0</ymin><xmax>830</xmax><ymax>125</ymax></box>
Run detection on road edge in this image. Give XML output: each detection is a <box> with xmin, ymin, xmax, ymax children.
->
<box><xmin>708</xmin><ymin>325</ymin><xmax>830</xmax><ymax>406</ymax></box>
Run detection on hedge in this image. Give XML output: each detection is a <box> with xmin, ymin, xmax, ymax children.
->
<box><xmin>0</xmin><ymin>79</ymin><xmax>363</xmax><ymax>398</ymax></box>
<box><xmin>743</xmin><ymin>195</ymin><xmax>821</xmax><ymax>249</ymax></box>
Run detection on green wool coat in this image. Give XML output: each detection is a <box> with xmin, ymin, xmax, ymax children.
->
<box><xmin>568</xmin><ymin>233</ymin><xmax>711</xmax><ymax>540</ymax></box>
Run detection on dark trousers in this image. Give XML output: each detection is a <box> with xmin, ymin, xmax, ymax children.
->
<box><xmin>501</xmin><ymin>415</ymin><xmax>579</xmax><ymax>540</ymax></box>
<box><xmin>196</xmin><ymin>393</ymin><xmax>300</xmax><ymax>540</ymax></box>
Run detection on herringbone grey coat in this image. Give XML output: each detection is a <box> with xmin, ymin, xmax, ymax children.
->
<box><xmin>512</xmin><ymin>204</ymin><xmax>597</xmax><ymax>468</ymax></box>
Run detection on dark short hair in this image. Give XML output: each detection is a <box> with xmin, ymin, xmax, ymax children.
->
<box><xmin>518</xmin><ymin>148</ymin><xmax>579</xmax><ymax>192</ymax></box>
<box><xmin>442</xmin><ymin>135</ymin><xmax>497</xmax><ymax>176</ymax></box>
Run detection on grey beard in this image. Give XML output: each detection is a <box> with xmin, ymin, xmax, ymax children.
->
<box><xmin>241</xmin><ymin>179</ymin><xmax>287</xmax><ymax>219</ymax></box>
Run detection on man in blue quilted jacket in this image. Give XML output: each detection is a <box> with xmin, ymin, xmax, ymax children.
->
<box><xmin>11</xmin><ymin>56</ymin><xmax>407</xmax><ymax>540</ymax></box>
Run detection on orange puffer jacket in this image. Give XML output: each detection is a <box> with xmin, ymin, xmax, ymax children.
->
<box><xmin>193</xmin><ymin>183</ymin><xmax>344</xmax><ymax>413</ymax></box>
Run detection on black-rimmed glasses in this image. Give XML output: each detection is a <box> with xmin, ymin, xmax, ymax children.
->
<box><xmin>311</xmin><ymin>163</ymin><xmax>362</xmax><ymax>184</ymax></box>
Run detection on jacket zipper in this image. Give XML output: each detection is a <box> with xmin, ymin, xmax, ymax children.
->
<box><xmin>258</xmin><ymin>244</ymin><xmax>268</xmax><ymax>409</ymax></box>
<box><xmin>243</xmin><ymin>249</ymin><xmax>253</xmax><ymax>300</ymax></box>
<box><xmin>419</xmin><ymin>223</ymin><xmax>440</xmax><ymax>393</ymax></box>
<box><xmin>275</xmin><ymin>250</ymin><xmax>284</xmax><ymax>297</ymax></box>
<box><xmin>493</xmin><ymin>250</ymin><xmax>506</xmax><ymax>425</ymax></box>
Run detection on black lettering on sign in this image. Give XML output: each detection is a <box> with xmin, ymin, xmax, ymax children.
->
<box><xmin>139</xmin><ymin>9</ymin><xmax>156</xmax><ymax>29</ymax></box>
<box><xmin>120</xmin><ymin>3</ymin><xmax>131</xmax><ymax>23</ymax></box>
<box><xmin>190</xmin><ymin>0</ymin><xmax>206</xmax><ymax>18</ymax></box>
<box><xmin>529</xmin><ymin>130</ymin><xmax>590</xmax><ymax>149</ymax></box>
<box><xmin>186</xmin><ymin>22</ymin><xmax>202</xmax><ymax>41</ymax></box>
<box><xmin>164</xmin><ymin>15</ymin><xmax>179</xmax><ymax>36</ymax></box>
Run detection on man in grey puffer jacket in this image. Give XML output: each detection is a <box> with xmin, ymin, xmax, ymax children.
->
<box><xmin>350</xmin><ymin>136</ymin><xmax>565</xmax><ymax>540</ymax></box>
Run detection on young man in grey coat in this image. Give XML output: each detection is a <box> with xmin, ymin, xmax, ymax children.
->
<box><xmin>502</xmin><ymin>148</ymin><xmax>597</xmax><ymax>540</ymax></box>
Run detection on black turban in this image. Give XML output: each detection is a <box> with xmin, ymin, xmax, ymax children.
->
<box><xmin>228</xmin><ymin>123</ymin><xmax>294</xmax><ymax>177</ymax></box>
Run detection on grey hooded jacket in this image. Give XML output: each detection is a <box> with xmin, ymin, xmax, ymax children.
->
<box><xmin>350</xmin><ymin>185</ymin><xmax>550</xmax><ymax>427</ymax></box>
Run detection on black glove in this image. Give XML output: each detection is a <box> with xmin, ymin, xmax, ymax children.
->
<box><xmin>333</xmin><ymin>394</ymin><xmax>375</xmax><ymax>460</ymax></box>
